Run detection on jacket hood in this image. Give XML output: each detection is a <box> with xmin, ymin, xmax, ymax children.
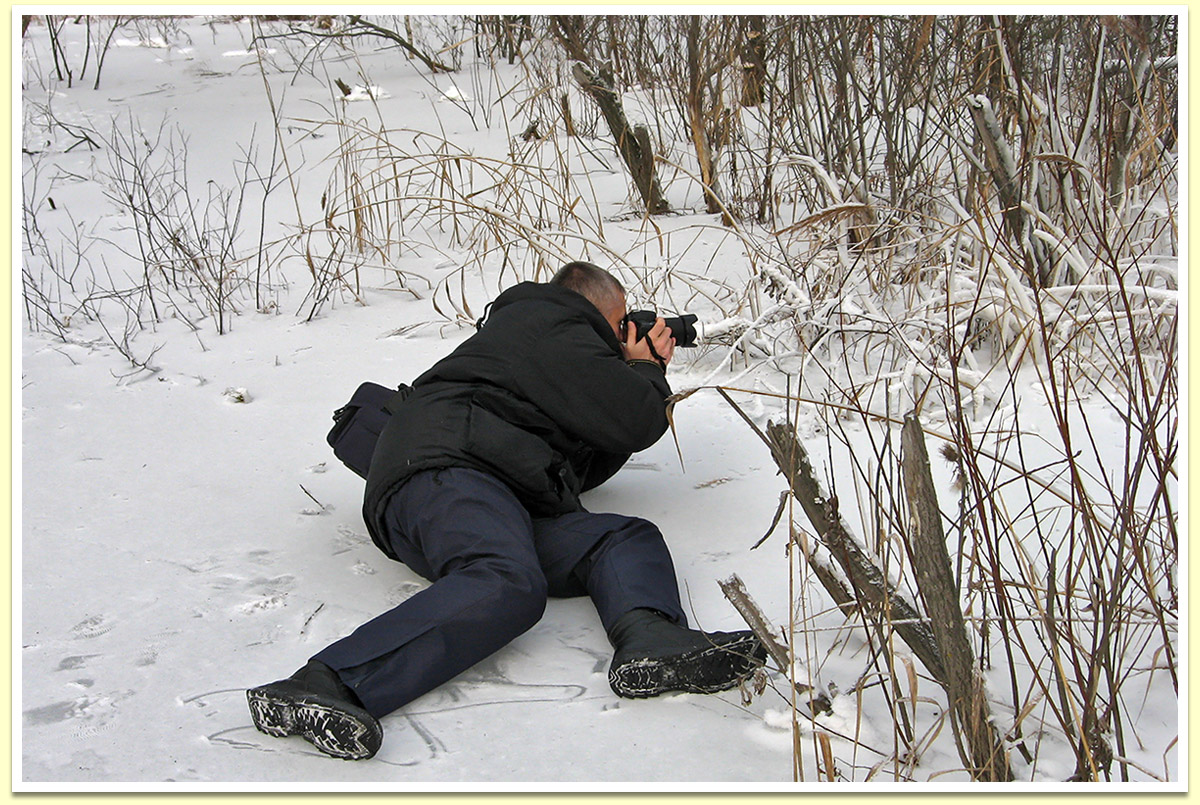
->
<box><xmin>484</xmin><ymin>282</ymin><xmax>621</xmax><ymax>352</ymax></box>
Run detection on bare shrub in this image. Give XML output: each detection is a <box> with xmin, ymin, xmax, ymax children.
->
<box><xmin>95</xmin><ymin>116</ymin><xmax>272</xmax><ymax>336</ymax></box>
<box><xmin>38</xmin><ymin>15</ymin><xmax>141</xmax><ymax>91</ymax></box>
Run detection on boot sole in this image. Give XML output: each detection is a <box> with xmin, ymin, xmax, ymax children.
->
<box><xmin>247</xmin><ymin>683</ymin><xmax>382</xmax><ymax>760</ymax></box>
<box><xmin>609</xmin><ymin>634</ymin><xmax>766</xmax><ymax>698</ymax></box>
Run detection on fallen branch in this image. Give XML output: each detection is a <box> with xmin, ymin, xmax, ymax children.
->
<box><xmin>571</xmin><ymin>63</ymin><xmax>670</xmax><ymax>215</ymax></box>
<box><xmin>761</xmin><ymin>419</ymin><xmax>947</xmax><ymax>684</ymax></box>
<box><xmin>345</xmin><ymin>16</ymin><xmax>455</xmax><ymax>74</ymax></box>
<box><xmin>718</xmin><ymin>573</ymin><xmax>791</xmax><ymax>672</ymax></box>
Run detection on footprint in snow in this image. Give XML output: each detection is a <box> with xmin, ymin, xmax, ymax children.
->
<box><xmin>70</xmin><ymin>615</ymin><xmax>114</xmax><ymax>640</ymax></box>
<box><xmin>24</xmin><ymin>690</ymin><xmax>132</xmax><ymax>741</ymax></box>
<box><xmin>245</xmin><ymin>549</ymin><xmax>275</xmax><ymax>567</ymax></box>
<box><xmin>330</xmin><ymin>525</ymin><xmax>369</xmax><ymax>555</ymax></box>
<box><xmin>56</xmin><ymin>654</ymin><xmax>101</xmax><ymax>671</ymax></box>
<box><xmin>236</xmin><ymin>595</ymin><xmax>287</xmax><ymax>615</ymax></box>
<box><xmin>134</xmin><ymin>628</ymin><xmax>181</xmax><ymax>667</ymax></box>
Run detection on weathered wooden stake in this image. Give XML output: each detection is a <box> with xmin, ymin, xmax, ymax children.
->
<box><xmin>901</xmin><ymin>414</ymin><xmax>1012</xmax><ymax>781</ymax></box>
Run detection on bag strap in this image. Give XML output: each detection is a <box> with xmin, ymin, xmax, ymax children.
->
<box><xmin>383</xmin><ymin>383</ymin><xmax>413</xmax><ymax>416</ymax></box>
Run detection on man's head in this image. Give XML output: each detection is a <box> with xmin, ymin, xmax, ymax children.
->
<box><xmin>549</xmin><ymin>261</ymin><xmax>627</xmax><ymax>336</ymax></box>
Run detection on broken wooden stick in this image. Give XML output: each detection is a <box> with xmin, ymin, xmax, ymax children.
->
<box><xmin>718</xmin><ymin>573</ymin><xmax>791</xmax><ymax>672</ymax></box>
<box><xmin>719</xmin><ymin>573</ymin><xmax>831</xmax><ymax>715</ymax></box>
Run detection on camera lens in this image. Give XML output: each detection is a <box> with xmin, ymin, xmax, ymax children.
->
<box><xmin>623</xmin><ymin>310</ymin><xmax>699</xmax><ymax>348</ymax></box>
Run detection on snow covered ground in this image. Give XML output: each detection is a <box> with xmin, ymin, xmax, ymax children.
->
<box><xmin>19</xmin><ymin>296</ymin><xmax>804</xmax><ymax>786</ymax></box>
<box><xmin>16</xmin><ymin>15</ymin><xmax>1181</xmax><ymax>789</ymax></box>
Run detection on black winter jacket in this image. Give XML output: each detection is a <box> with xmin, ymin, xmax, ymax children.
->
<box><xmin>363</xmin><ymin>282</ymin><xmax>672</xmax><ymax>560</ymax></box>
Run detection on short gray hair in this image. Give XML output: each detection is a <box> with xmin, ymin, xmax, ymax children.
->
<box><xmin>549</xmin><ymin>261</ymin><xmax>624</xmax><ymax>311</ymax></box>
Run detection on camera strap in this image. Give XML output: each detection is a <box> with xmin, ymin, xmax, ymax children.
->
<box><xmin>644</xmin><ymin>339</ymin><xmax>667</xmax><ymax>371</ymax></box>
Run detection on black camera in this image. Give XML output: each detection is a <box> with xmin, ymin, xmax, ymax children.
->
<box><xmin>623</xmin><ymin>310</ymin><xmax>699</xmax><ymax>348</ymax></box>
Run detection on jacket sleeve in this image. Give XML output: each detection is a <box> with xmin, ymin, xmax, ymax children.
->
<box><xmin>518</xmin><ymin>319</ymin><xmax>671</xmax><ymax>455</ymax></box>
<box><xmin>580</xmin><ymin>448</ymin><xmax>633</xmax><ymax>491</ymax></box>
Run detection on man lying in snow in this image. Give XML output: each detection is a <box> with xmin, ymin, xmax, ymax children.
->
<box><xmin>247</xmin><ymin>261</ymin><xmax>766</xmax><ymax>760</ymax></box>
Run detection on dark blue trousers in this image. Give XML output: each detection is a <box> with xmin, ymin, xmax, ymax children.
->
<box><xmin>312</xmin><ymin>468</ymin><xmax>686</xmax><ymax>718</ymax></box>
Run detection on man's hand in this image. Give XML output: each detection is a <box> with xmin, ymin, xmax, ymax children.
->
<box><xmin>623</xmin><ymin>317</ymin><xmax>675</xmax><ymax>369</ymax></box>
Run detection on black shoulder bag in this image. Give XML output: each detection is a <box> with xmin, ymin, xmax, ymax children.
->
<box><xmin>325</xmin><ymin>382</ymin><xmax>411</xmax><ymax>479</ymax></box>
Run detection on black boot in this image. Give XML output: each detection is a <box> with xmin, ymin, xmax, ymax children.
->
<box><xmin>607</xmin><ymin>609</ymin><xmax>767</xmax><ymax>698</ymax></box>
<box><xmin>247</xmin><ymin>660</ymin><xmax>383</xmax><ymax>760</ymax></box>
